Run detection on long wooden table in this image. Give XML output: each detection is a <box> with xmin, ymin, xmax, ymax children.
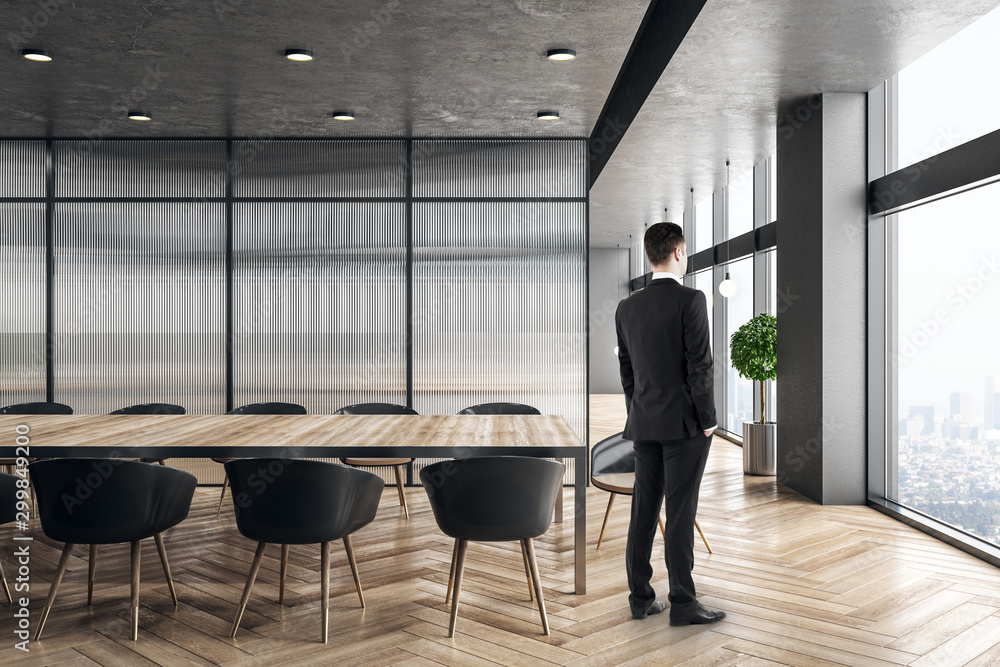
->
<box><xmin>0</xmin><ymin>413</ymin><xmax>588</xmax><ymax>593</ymax></box>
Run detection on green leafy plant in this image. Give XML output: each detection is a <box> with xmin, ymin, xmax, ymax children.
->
<box><xmin>729</xmin><ymin>313</ymin><xmax>777</xmax><ymax>424</ymax></box>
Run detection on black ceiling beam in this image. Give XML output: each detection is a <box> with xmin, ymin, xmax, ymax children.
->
<box><xmin>588</xmin><ymin>0</ymin><xmax>708</xmax><ymax>189</ymax></box>
<box><xmin>869</xmin><ymin>127</ymin><xmax>1000</xmax><ymax>215</ymax></box>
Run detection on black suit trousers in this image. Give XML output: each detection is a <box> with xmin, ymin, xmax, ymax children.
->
<box><xmin>625</xmin><ymin>433</ymin><xmax>711</xmax><ymax>614</ymax></box>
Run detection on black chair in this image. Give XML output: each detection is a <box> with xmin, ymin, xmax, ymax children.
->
<box><xmin>0</xmin><ymin>401</ymin><xmax>73</xmax><ymax>415</ymax></box>
<box><xmin>109</xmin><ymin>403</ymin><xmax>187</xmax><ymax>465</ymax></box>
<box><xmin>225</xmin><ymin>458</ymin><xmax>383</xmax><ymax>643</ymax></box>
<box><xmin>0</xmin><ymin>402</ymin><xmax>73</xmax><ymax>515</ymax></box>
<box><xmin>591</xmin><ymin>432</ymin><xmax>712</xmax><ymax>552</ymax></box>
<box><xmin>458</xmin><ymin>402</ymin><xmax>541</xmax><ymax>415</ymax></box>
<box><xmin>29</xmin><ymin>459</ymin><xmax>196</xmax><ymax>641</ymax></box>
<box><xmin>0</xmin><ymin>472</ymin><xmax>19</xmax><ymax>604</ymax></box>
<box><xmin>215</xmin><ymin>402</ymin><xmax>307</xmax><ymax>517</ymax></box>
<box><xmin>420</xmin><ymin>456</ymin><xmax>564</xmax><ymax>638</ymax></box>
<box><xmin>336</xmin><ymin>402</ymin><xmax>418</xmax><ymax>519</ymax></box>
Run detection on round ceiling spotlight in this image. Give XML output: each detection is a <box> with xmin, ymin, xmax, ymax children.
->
<box><xmin>331</xmin><ymin>111</ymin><xmax>355</xmax><ymax>121</ymax></box>
<box><xmin>285</xmin><ymin>48</ymin><xmax>314</xmax><ymax>61</ymax></box>
<box><xmin>546</xmin><ymin>48</ymin><xmax>576</xmax><ymax>62</ymax></box>
<box><xmin>127</xmin><ymin>111</ymin><xmax>152</xmax><ymax>121</ymax></box>
<box><xmin>22</xmin><ymin>49</ymin><xmax>53</xmax><ymax>62</ymax></box>
<box><xmin>537</xmin><ymin>111</ymin><xmax>560</xmax><ymax>121</ymax></box>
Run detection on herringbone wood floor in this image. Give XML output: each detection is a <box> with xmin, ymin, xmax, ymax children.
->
<box><xmin>4</xmin><ymin>396</ymin><xmax>1000</xmax><ymax>666</ymax></box>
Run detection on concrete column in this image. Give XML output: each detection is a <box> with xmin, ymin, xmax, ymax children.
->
<box><xmin>775</xmin><ymin>93</ymin><xmax>868</xmax><ymax>505</ymax></box>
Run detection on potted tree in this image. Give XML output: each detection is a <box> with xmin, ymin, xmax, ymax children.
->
<box><xmin>730</xmin><ymin>313</ymin><xmax>777</xmax><ymax>475</ymax></box>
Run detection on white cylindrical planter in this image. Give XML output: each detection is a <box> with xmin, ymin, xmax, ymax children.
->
<box><xmin>743</xmin><ymin>422</ymin><xmax>777</xmax><ymax>476</ymax></box>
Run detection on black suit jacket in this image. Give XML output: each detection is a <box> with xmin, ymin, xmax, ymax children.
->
<box><xmin>615</xmin><ymin>277</ymin><xmax>716</xmax><ymax>441</ymax></box>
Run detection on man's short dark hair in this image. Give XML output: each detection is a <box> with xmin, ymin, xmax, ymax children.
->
<box><xmin>644</xmin><ymin>222</ymin><xmax>685</xmax><ymax>266</ymax></box>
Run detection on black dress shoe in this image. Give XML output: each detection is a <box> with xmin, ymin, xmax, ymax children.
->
<box><xmin>631</xmin><ymin>600</ymin><xmax>665</xmax><ymax>620</ymax></box>
<box><xmin>669</xmin><ymin>601</ymin><xmax>725</xmax><ymax>626</ymax></box>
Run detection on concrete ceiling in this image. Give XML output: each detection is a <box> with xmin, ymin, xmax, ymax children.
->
<box><xmin>0</xmin><ymin>0</ymin><xmax>647</xmax><ymax>137</ymax></box>
<box><xmin>2</xmin><ymin>0</ymin><xmax>998</xmax><ymax>248</ymax></box>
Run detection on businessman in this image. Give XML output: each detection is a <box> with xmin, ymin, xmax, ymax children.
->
<box><xmin>615</xmin><ymin>222</ymin><xmax>725</xmax><ymax>625</ymax></box>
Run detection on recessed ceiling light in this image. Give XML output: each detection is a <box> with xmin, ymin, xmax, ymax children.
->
<box><xmin>128</xmin><ymin>111</ymin><xmax>152</xmax><ymax>121</ymax></box>
<box><xmin>22</xmin><ymin>49</ymin><xmax>53</xmax><ymax>62</ymax></box>
<box><xmin>537</xmin><ymin>111</ymin><xmax>560</xmax><ymax>121</ymax></box>
<box><xmin>331</xmin><ymin>111</ymin><xmax>355</xmax><ymax>121</ymax></box>
<box><xmin>546</xmin><ymin>48</ymin><xmax>576</xmax><ymax>62</ymax></box>
<box><xmin>285</xmin><ymin>48</ymin><xmax>314</xmax><ymax>61</ymax></box>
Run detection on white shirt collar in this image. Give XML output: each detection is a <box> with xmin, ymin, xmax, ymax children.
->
<box><xmin>651</xmin><ymin>271</ymin><xmax>684</xmax><ymax>284</ymax></box>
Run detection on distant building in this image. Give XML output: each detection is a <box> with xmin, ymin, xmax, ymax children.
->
<box><xmin>909</xmin><ymin>405</ymin><xmax>935</xmax><ymax>436</ymax></box>
<box><xmin>987</xmin><ymin>376</ymin><xmax>995</xmax><ymax>432</ymax></box>
<box><xmin>950</xmin><ymin>391</ymin><xmax>972</xmax><ymax>420</ymax></box>
<box><xmin>900</xmin><ymin>416</ymin><xmax>924</xmax><ymax>439</ymax></box>
<box><xmin>995</xmin><ymin>393</ymin><xmax>1000</xmax><ymax>430</ymax></box>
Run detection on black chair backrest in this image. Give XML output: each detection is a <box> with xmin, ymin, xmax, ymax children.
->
<box><xmin>458</xmin><ymin>402</ymin><xmax>541</xmax><ymax>415</ymax></box>
<box><xmin>591</xmin><ymin>432</ymin><xmax>636</xmax><ymax>477</ymax></box>
<box><xmin>226</xmin><ymin>402</ymin><xmax>307</xmax><ymax>415</ymax></box>
<box><xmin>109</xmin><ymin>403</ymin><xmax>186</xmax><ymax>416</ymax></box>
<box><xmin>333</xmin><ymin>403</ymin><xmax>417</xmax><ymax>416</ymax></box>
<box><xmin>225</xmin><ymin>459</ymin><xmax>383</xmax><ymax>544</ymax></box>
<box><xmin>420</xmin><ymin>456</ymin><xmax>565</xmax><ymax>542</ymax></box>
<box><xmin>29</xmin><ymin>459</ymin><xmax>196</xmax><ymax>544</ymax></box>
<box><xmin>0</xmin><ymin>473</ymin><xmax>18</xmax><ymax>525</ymax></box>
<box><xmin>0</xmin><ymin>402</ymin><xmax>73</xmax><ymax>415</ymax></box>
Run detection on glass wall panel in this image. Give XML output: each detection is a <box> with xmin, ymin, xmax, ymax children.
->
<box><xmin>413</xmin><ymin>202</ymin><xmax>587</xmax><ymax>440</ymax></box>
<box><xmin>896</xmin><ymin>5</ymin><xmax>1000</xmax><ymax>171</ymax></box>
<box><xmin>0</xmin><ymin>204</ymin><xmax>46</xmax><ymax>406</ymax></box>
<box><xmin>233</xmin><ymin>140</ymin><xmax>405</xmax><ymax>198</ymax></box>
<box><xmin>727</xmin><ymin>170</ymin><xmax>753</xmax><ymax>240</ymax></box>
<box><xmin>413</xmin><ymin>140</ymin><xmax>586</xmax><ymax>198</ymax></box>
<box><xmin>892</xmin><ymin>182</ymin><xmax>1000</xmax><ymax>547</ymax></box>
<box><xmin>0</xmin><ymin>141</ymin><xmax>45</xmax><ymax>198</ymax></box>
<box><xmin>766</xmin><ymin>249</ymin><xmax>777</xmax><ymax>422</ymax></box>
<box><xmin>722</xmin><ymin>257</ymin><xmax>754</xmax><ymax>435</ymax></box>
<box><xmin>53</xmin><ymin>202</ymin><xmax>226</xmax><ymax>415</ymax></box>
<box><xmin>694</xmin><ymin>194</ymin><xmax>713</xmax><ymax>253</ymax></box>
<box><xmin>54</xmin><ymin>141</ymin><xmax>225</xmax><ymax>198</ymax></box>
<box><xmin>233</xmin><ymin>203</ymin><xmax>406</xmax><ymax>413</ymax></box>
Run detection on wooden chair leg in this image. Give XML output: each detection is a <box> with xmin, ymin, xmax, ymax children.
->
<box><xmin>519</xmin><ymin>540</ymin><xmax>534</xmax><ymax>601</ymax></box>
<box><xmin>154</xmin><ymin>533</ymin><xmax>178</xmax><ymax>606</ymax></box>
<box><xmin>695</xmin><ymin>519</ymin><xmax>713</xmax><ymax>554</ymax></box>
<box><xmin>448</xmin><ymin>539</ymin><xmax>468</xmax><ymax>638</ymax></box>
<box><xmin>658</xmin><ymin>516</ymin><xmax>666</xmax><ymax>538</ymax></box>
<box><xmin>524</xmin><ymin>538</ymin><xmax>549</xmax><ymax>636</ymax></box>
<box><xmin>0</xmin><ymin>558</ymin><xmax>11</xmax><ymax>604</ymax></box>
<box><xmin>321</xmin><ymin>541</ymin><xmax>331</xmax><ymax>644</ymax></box>
<box><xmin>392</xmin><ymin>465</ymin><xmax>409</xmax><ymax>518</ymax></box>
<box><xmin>34</xmin><ymin>542</ymin><xmax>74</xmax><ymax>640</ymax></box>
<box><xmin>87</xmin><ymin>544</ymin><xmax>97</xmax><ymax>605</ymax></box>
<box><xmin>596</xmin><ymin>493</ymin><xmax>615</xmax><ymax>550</ymax></box>
<box><xmin>343</xmin><ymin>534</ymin><xmax>365</xmax><ymax>608</ymax></box>
<box><xmin>216</xmin><ymin>475</ymin><xmax>229</xmax><ymax>518</ymax></box>
<box><xmin>230</xmin><ymin>541</ymin><xmax>267</xmax><ymax>638</ymax></box>
<box><xmin>445</xmin><ymin>538</ymin><xmax>459</xmax><ymax>604</ymax></box>
<box><xmin>279</xmin><ymin>544</ymin><xmax>289</xmax><ymax>604</ymax></box>
<box><xmin>130</xmin><ymin>540</ymin><xmax>141</xmax><ymax>641</ymax></box>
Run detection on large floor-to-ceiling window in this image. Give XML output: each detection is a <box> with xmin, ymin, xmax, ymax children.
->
<box><xmin>870</xmin><ymin>5</ymin><xmax>1000</xmax><ymax>554</ymax></box>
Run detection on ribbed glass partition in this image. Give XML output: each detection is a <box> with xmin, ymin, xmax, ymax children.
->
<box><xmin>412</xmin><ymin>139</ymin><xmax>588</xmax><ymax>485</ymax></box>
<box><xmin>413</xmin><ymin>139</ymin><xmax>587</xmax><ymax>198</ymax></box>
<box><xmin>233</xmin><ymin>202</ymin><xmax>407</xmax><ymax>413</ymax></box>
<box><xmin>0</xmin><ymin>204</ymin><xmax>47</xmax><ymax>406</ymax></box>
<box><xmin>54</xmin><ymin>140</ymin><xmax>226</xmax><ymax>198</ymax></box>
<box><xmin>233</xmin><ymin>140</ymin><xmax>405</xmax><ymax>198</ymax></box>
<box><xmin>53</xmin><ymin>202</ymin><xmax>226</xmax><ymax>415</ymax></box>
<box><xmin>0</xmin><ymin>141</ymin><xmax>45</xmax><ymax>198</ymax></box>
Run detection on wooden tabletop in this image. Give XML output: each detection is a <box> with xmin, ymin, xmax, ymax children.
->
<box><xmin>0</xmin><ymin>414</ymin><xmax>584</xmax><ymax>458</ymax></box>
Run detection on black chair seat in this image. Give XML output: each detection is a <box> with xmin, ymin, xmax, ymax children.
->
<box><xmin>225</xmin><ymin>458</ymin><xmax>383</xmax><ymax>642</ymax></box>
<box><xmin>0</xmin><ymin>472</ymin><xmax>19</xmax><ymax>603</ymax></box>
<box><xmin>421</xmin><ymin>456</ymin><xmax>564</xmax><ymax>637</ymax></box>
<box><xmin>0</xmin><ymin>401</ymin><xmax>73</xmax><ymax>415</ymax></box>
<box><xmin>458</xmin><ymin>402</ymin><xmax>541</xmax><ymax>415</ymax></box>
<box><xmin>29</xmin><ymin>459</ymin><xmax>196</xmax><ymax>641</ymax></box>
